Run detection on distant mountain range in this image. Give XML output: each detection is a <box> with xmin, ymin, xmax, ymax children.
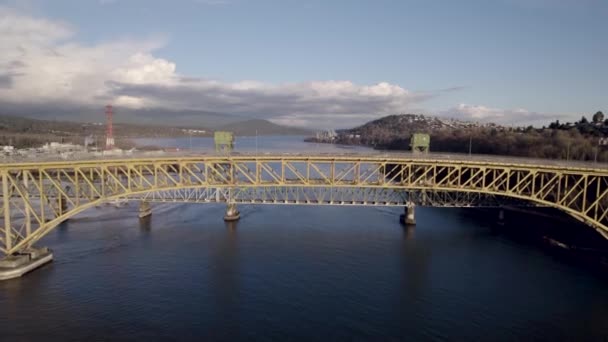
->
<box><xmin>0</xmin><ymin>103</ymin><xmax>239</xmax><ymax>127</ymax></box>
<box><xmin>217</xmin><ymin>119</ymin><xmax>311</xmax><ymax>136</ymax></box>
<box><xmin>0</xmin><ymin>105</ymin><xmax>311</xmax><ymax>136</ymax></box>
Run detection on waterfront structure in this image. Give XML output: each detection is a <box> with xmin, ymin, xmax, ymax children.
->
<box><xmin>1</xmin><ymin>146</ymin><xmax>15</xmax><ymax>156</ymax></box>
<box><xmin>214</xmin><ymin>131</ymin><xmax>234</xmax><ymax>153</ymax></box>
<box><xmin>410</xmin><ymin>133</ymin><xmax>430</xmax><ymax>154</ymax></box>
<box><xmin>315</xmin><ymin>129</ymin><xmax>338</xmax><ymax>143</ymax></box>
<box><xmin>105</xmin><ymin>105</ymin><xmax>115</xmax><ymax>150</ymax></box>
<box><xmin>2</xmin><ymin>154</ymin><xmax>608</xmax><ymax>277</ymax></box>
<box><xmin>138</xmin><ymin>200</ymin><xmax>152</xmax><ymax>218</ymax></box>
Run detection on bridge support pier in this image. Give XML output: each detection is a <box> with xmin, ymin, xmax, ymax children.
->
<box><xmin>498</xmin><ymin>208</ymin><xmax>505</xmax><ymax>226</ymax></box>
<box><xmin>0</xmin><ymin>247</ymin><xmax>53</xmax><ymax>280</ymax></box>
<box><xmin>400</xmin><ymin>206</ymin><xmax>416</xmax><ymax>225</ymax></box>
<box><xmin>55</xmin><ymin>196</ymin><xmax>68</xmax><ymax>220</ymax></box>
<box><xmin>139</xmin><ymin>200</ymin><xmax>152</xmax><ymax>219</ymax></box>
<box><xmin>224</xmin><ymin>203</ymin><xmax>240</xmax><ymax>221</ymax></box>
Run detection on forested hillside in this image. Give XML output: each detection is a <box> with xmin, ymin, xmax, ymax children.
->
<box><xmin>326</xmin><ymin>112</ymin><xmax>608</xmax><ymax>162</ymax></box>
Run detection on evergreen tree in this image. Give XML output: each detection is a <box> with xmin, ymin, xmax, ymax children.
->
<box><xmin>592</xmin><ymin>111</ymin><xmax>605</xmax><ymax>124</ymax></box>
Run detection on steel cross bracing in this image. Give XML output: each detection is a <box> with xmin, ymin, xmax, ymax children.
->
<box><xmin>137</xmin><ymin>187</ymin><xmax>517</xmax><ymax>208</ymax></box>
<box><xmin>1</xmin><ymin>155</ymin><xmax>608</xmax><ymax>255</ymax></box>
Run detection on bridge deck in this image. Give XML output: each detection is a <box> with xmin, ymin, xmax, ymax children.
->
<box><xmin>2</xmin><ymin>153</ymin><xmax>608</xmax><ymax>256</ymax></box>
<box><xmin>2</xmin><ymin>151</ymin><xmax>607</xmax><ymax>172</ymax></box>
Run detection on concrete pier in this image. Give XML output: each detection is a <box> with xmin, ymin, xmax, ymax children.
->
<box><xmin>55</xmin><ymin>195</ymin><xmax>69</xmax><ymax>221</ymax></box>
<box><xmin>498</xmin><ymin>208</ymin><xmax>505</xmax><ymax>226</ymax></box>
<box><xmin>400</xmin><ymin>206</ymin><xmax>416</xmax><ymax>225</ymax></box>
<box><xmin>139</xmin><ymin>200</ymin><xmax>152</xmax><ymax>219</ymax></box>
<box><xmin>0</xmin><ymin>247</ymin><xmax>53</xmax><ymax>280</ymax></box>
<box><xmin>224</xmin><ymin>203</ymin><xmax>240</xmax><ymax>221</ymax></box>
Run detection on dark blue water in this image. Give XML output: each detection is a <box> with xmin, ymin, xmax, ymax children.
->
<box><xmin>2</xmin><ymin>137</ymin><xmax>608</xmax><ymax>340</ymax></box>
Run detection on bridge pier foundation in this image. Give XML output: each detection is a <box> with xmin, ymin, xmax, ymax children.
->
<box><xmin>224</xmin><ymin>203</ymin><xmax>240</xmax><ymax>221</ymax></box>
<box><xmin>498</xmin><ymin>208</ymin><xmax>505</xmax><ymax>226</ymax></box>
<box><xmin>0</xmin><ymin>247</ymin><xmax>53</xmax><ymax>280</ymax></box>
<box><xmin>55</xmin><ymin>196</ymin><xmax>69</xmax><ymax>220</ymax></box>
<box><xmin>139</xmin><ymin>200</ymin><xmax>152</xmax><ymax>219</ymax></box>
<box><xmin>400</xmin><ymin>206</ymin><xmax>416</xmax><ymax>225</ymax></box>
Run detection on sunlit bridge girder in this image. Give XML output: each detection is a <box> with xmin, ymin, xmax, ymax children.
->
<box><xmin>136</xmin><ymin>187</ymin><xmax>520</xmax><ymax>208</ymax></box>
<box><xmin>2</xmin><ymin>155</ymin><xmax>608</xmax><ymax>255</ymax></box>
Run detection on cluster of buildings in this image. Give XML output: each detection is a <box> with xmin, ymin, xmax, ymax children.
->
<box><xmin>0</xmin><ymin>142</ymin><xmax>167</xmax><ymax>161</ymax></box>
<box><xmin>1</xmin><ymin>142</ymin><xmax>86</xmax><ymax>158</ymax></box>
<box><xmin>182</xmin><ymin>129</ymin><xmax>207</xmax><ymax>135</ymax></box>
<box><xmin>393</xmin><ymin>114</ymin><xmax>498</xmax><ymax>130</ymax></box>
<box><xmin>314</xmin><ymin>129</ymin><xmax>339</xmax><ymax>143</ymax></box>
<box><xmin>378</xmin><ymin>114</ymin><xmax>513</xmax><ymax>131</ymax></box>
<box><xmin>1</xmin><ymin>105</ymin><xmax>165</xmax><ymax>161</ymax></box>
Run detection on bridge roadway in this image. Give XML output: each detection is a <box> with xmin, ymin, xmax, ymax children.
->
<box><xmin>1</xmin><ymin>152</ymin><xmax>608</xmax><ymax>277</ymax></box>
<box><xmin>3</xmin><ymin>150</ymin><xmax>608</xmax><ymax>170</ymax></box>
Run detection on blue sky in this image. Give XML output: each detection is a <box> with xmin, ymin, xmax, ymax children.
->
<box><xmin>0</xmin><ymin>0</ymin><xmax>606</xmax><ymax>127</ymax></box>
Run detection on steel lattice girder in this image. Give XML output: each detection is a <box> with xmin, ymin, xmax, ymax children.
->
<box><xmin>2</xmin><ymin>156</ymin><xmax>608</xmax><ymax>255</ymax></box>
<box><xmin>136</xmin><ymin>187</ymin><xmax>519</xmax><ymax>207</ymax></box>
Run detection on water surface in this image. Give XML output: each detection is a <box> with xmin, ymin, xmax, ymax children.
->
<box><xmin>2</xmin><ymin>137</ymin><xmax>608</xmax><ymax>340</ymax></box>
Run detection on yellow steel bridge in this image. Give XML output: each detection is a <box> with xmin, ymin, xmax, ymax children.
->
<box><xmin>2</xmin><ymin>154</ymin><xmax>608</xmax><ymax>256</ymax></box>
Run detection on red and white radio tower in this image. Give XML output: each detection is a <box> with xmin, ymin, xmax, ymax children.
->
<box><xmin>105</xmin><ymin>105</ymin><xmax>115</xmax><ymax>150</ymax></box>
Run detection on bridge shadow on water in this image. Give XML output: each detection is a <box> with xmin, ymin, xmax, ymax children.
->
<box><xmin>457</xmin><ymin>206</ymin><xmax>608</xmax><ymax>277</ymax></box>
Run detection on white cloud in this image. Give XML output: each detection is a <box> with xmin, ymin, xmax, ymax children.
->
<box><xmin>105</xmin><ymin>79</ymin><xmax>431</xmax><ymax>127</ymax></box>
<box><xmin>1</xmin><ymin>6</ymin><xmax>564</xmax><ymax>129</ymax></box>
<box><xmin>0</xmin><ymin>6</ymin><xmax>169</xmax><ymax>106</ymax></box>
<box><xmin>0</xmin><ymin>6</ymin><xmax>71</xmax><ymax>43</ymax></box>
<box><xmin>0</xmin><ymin>6</ymin><xmax>431</xmax><ymax>128</ymax></box>
<box><xmin>440</xmin><ymin>103</ymin><xmax>562</xmax><ymax>125</ymax></box>
<box><xmin>111</xmin><ymin>53</ymin><xmax>177</xmax><ymax>85</ymax></box>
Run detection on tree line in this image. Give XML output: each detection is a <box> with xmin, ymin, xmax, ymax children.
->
<box><xmin>336</xmin><ymin>111</ymin><xmax>608</xmax><ymax>162</ymax></box>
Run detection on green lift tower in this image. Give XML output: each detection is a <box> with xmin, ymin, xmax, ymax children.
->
<box><xmin>214</xmin><ymin>131</ymin><xmax>235</xmax><ymax>154</ymax></box>
<box><xmin>410</xmin><ymin>133</ymin><xmax>430</xmax><ymax>154</ymax></box>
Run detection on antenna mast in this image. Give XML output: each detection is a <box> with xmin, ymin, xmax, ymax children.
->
<box><xmin>105</xmin><ymin>105</ymin><xmax>115</xmax><ymax>150</ymax></box>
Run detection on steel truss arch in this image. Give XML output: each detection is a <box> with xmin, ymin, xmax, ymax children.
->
<box><xmin>2</xmin><ymin>155</ymin><xmax>608</xmax><ymax>255</ymax></box>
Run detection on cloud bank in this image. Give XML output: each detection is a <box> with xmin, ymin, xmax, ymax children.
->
<box><xmin>0</xmin><ymin>6</ymin><xmax>556</xmax><ymax>128</ymax></box>
<box><xmin>440</xmin><ymin>104</ymin><xmax>562</xmax><ymax>125</ymax></box>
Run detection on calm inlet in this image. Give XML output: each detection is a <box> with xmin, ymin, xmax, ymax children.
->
<box><xmin>2</xmin><ymin>137</ymin><xmax>608</xmax><ymax>340</ymax></box>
